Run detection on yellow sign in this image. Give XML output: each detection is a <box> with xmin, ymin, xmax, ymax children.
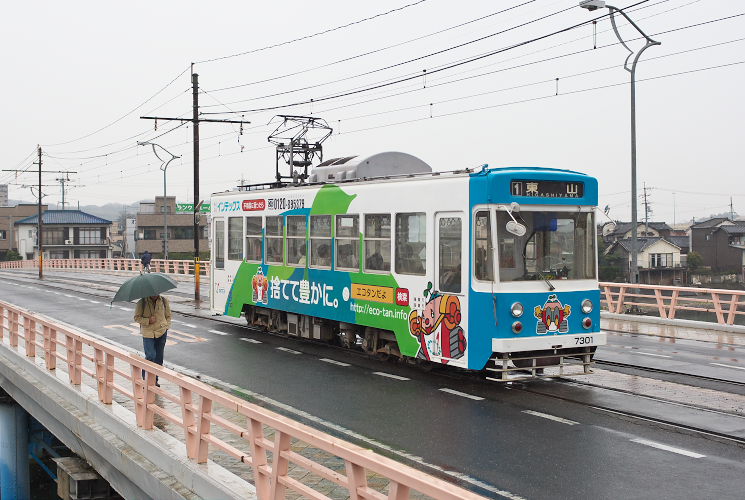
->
<box><xmin>351</xmin><ymin>283</ymin><xmax>394</xmax><ymax>304</ymax></box>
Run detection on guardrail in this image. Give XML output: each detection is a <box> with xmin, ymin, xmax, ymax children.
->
<box><xmin>0</xmin><ymin>258</ymin><xmax>210</xmax><ymax>277</ymax></box>
<box><xmin>0</xmin><ymin>299</ymin><xmax>484</xmax><ymax>500</ymax></box>
<box><xmin>599</xmin><ymin>282</ymin><xmax>745</xmax><ymax>326</ymax></box>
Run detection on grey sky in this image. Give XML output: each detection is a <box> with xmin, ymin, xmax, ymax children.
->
<box><xmin>2</xmin><ymin>0</ymin><xmax>743</xmax><ymax>223</ymax></box>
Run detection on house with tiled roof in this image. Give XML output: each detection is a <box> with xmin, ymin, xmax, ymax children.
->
<box><xmin>604</xmin><ymin>237</ymin><xmax>686</xmax><ymax>285</ymax></box>
<box><xmin>689</xmin><ymin>217</ymin><xmax>745</xmax><ymax>277</ymax></box>
<box><xmin>14</xmin><ymin>210</ymin><xmax>113</xmax><ymax>260</ymax></box>
<box><xmin>601</xmin><ymin>221</ymin><xmax>672</xmax><ymax>244</ymax></box>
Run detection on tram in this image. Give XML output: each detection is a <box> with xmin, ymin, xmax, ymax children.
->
<box><xmin>209</xmin><ymin>151</ymin><xmax>605</xmax><ymax>379</ymax></box>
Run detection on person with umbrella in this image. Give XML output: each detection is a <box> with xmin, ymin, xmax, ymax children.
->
<box><xmin>112</xmin><ymin>273</ymin><xmax>177</xmax><ymax>386</ymax></box>
<box><xmin>141</xmin><ymin>250</ymin><xmax>152</xmax><ymax>273</ymax></box>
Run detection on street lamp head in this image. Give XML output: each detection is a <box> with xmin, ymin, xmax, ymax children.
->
<box><xmin>579</xmin><ymin>0</ymin><xmax>606</xmax><ymax>11</ymax></box>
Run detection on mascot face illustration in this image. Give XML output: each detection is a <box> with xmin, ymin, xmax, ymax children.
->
<box><xmin>409</xmin><ymin>283</ymin><xmax>466</xmax><ymax>363</ymax></box>
<box><xmin>534</xmin><ymin>294</ymin><xmax>571</xmax><ymax>334</ymax></box>
<box><xmin>251</xmin><ymin>268</ymin><xmax>269</xmax><ymax>305</ymax></box>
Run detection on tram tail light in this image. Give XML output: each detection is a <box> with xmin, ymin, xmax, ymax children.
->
<box><xmin>582</xmin><ymin>317</ymin><xmax>592</xmax><ymax>329</ymax></box>
<box><xmin>511</xmin><ymin>302</ymin><xmax>524</xmax><ymax>317</ymax></box>
<box><xmin>512</xmin><ymin>321</ymin><xmax>523</xmax><ymax>334</ymax></box>
<box><xmin>581</xmin><ymin>299</ymin><xmax>593</xmax><ymax>313</ymax></box>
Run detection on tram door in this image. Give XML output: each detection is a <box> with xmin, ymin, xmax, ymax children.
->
<box><xmin>211</xmin><ymin>218</ymin><xmax>226</xmax><ymax>311</ymax></box>
<box><xmin>434</xmin><ymin>212</ymin><xmax>464</xmax><ymax>295</ymax></box>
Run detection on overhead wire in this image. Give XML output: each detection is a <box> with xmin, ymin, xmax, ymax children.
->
<box><xmin>194</xmin><ymin>0</ymin><xmax>431</xmax><ymax>64</ymax></box>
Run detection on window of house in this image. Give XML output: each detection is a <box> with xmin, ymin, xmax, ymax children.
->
<box><xmin>335</xmin><ymin>215</ymin><xmax>359</xmax><ymax>270</ymax></box>
<box><xmin>228</xmin><ymin>217</ymin><xmax>243</xmax><ymax>261</ymax></box>
<box><xmin>46</xmin><ymin>228</ymin><xmax>65</xmax><ymax>245</ymax></box>
<box><xmin>265</xmin><ymin>216</ymin><xmax>284</xmax><ymax>264</ymax></box>
<box><xmin>173</xmin><ymin>227</ymin><xmax>193</xmax><ymax>240</ymax></box>
<box><xmin>79</xmin><ymin>228</ymin><xmax>101</xmax><ymax>244</ymax></box>
<box><xmin>286</xmin><ymin>215</ymin><xmax>307</xmax><ymax>266</ymax></box>
<box><xmin>364</xmin><ymin>214</ymin><xmax>390</xmax><ymax>272</ymax></box>
<box><xmin>143</xmin><ymin>228</ymin><xmax>157</xmax><ymax>240</ymax></box>
<box><xmin>395</xmin><ymin>213</ymin><xmax>426</xmax><ymax>275</ymax></box>
<box><xmin>650</xmin><ymin>253</ymin><xmax>673</xmax><ymax>268</ymax></box>
<box><xmin>0</xmin><ymin>230</ymin><xmax>6</xmax><ymax>240</ymax></box>
<box><xmin>438</xmin><ymin>216</ymin><xmax>462</xmax><ymax>293</ymax></box>
<box><xmin>310</xmin><ymin>215</ymin><xmax>332</xmax><ymax>268</ymax></box>
<box><xmin>214</xmin><ymin>219</ymin><xmax>225</xmax><ymax>269</ymax></box>
<box><xmin>474</xmin><ymin>211</ymin><xmax>494</xmax><ymax>281</ymax></box>
<box><xmin>245</xmin><ymin>217</ymin><xmax>262</xmax><ymax>262</ymax></box>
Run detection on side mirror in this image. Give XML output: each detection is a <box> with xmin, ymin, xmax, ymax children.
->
<box><xmin>506</xmin><ymin>220</ymin><xmax>527</xmax><ymax>236</ymax></box>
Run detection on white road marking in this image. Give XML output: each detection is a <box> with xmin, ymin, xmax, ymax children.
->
<box><xmin>88</xmin><ymin>300</ymin><xmax>100</xmax><ymax>304</ymax></box>
<box><xmin>63</xmin><ymin>294</ymin><xmax>75</xmax><ymax>298</ymax></box>
<box><xmin>373</xmin><ymin>372</ymin><xmax>410</xmax><ymax>381</ymax></box>
<box><xmin>241</xmin><ymin>338</ymin><xmax>262</xmax><ymax>344</ymax></box>
<box><xmin>53</xmin><ymin>291</ymin><xmax>61</xmax><ymax>294</ymax></box>
<box><xmin>710</xmin><ymin>362</ymin><xmax>745</xmax><ymax>371</ymax></box>
<box><xmin>172</xmin><ymin>320</ymin><xmax>197</xmax><ymax>328</ymax></box>
<box><xmin>523</xmin><ymin>410</ymin><xmax>579</xmax><ymax>426</ymax></box>
<box><xmin>630</xmin><ymin>438</ymin><xmax>705</xmax><ymax>458</ymax></box>
<box><xmin>633</xmin><ymin>351</ymin><xmax>671</xmax><ymax>358</ymax></box>
<box><xmin>117</xmin><ymin>306</ymin><xmax>131</xmax><ymax>312</ymax></box>
<box><xmin>209</xmin><ymin>329</ymin><xmax>230</xmax><ymax>336</ymax></box>
<box><xmin>320</xmin><ymin>358</ymin><xmax>350</xmax><ymax>367</ymax></box>
<box><xmin>276</xmin><ymin>346</ymin><xmax>301</xmax><ymax>354</ymax></box>
<box><xmin>439</xmin><ymin>388</ymin><xmax>484</xmax><ymax>401</ymax></box>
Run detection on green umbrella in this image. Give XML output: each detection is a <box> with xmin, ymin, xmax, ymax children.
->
<box><xmin>112</xmin><ymin>273</ymin><xmax>178</xmax><ymax>303</ymax></box>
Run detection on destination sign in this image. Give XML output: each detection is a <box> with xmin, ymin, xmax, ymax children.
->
<box><xmin>510</xmin><ymin>180</ymin><xmax>584</xmax><ymax>198</ymax></box>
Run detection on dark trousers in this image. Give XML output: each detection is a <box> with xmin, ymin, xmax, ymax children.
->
<box><xmin>142</xmin><ymin>332</ymin><xmax>167</xmax><ymax>383</ymax></box>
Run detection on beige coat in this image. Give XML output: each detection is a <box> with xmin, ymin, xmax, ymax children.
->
<box><xmin>134</xmin><ymin>296</ymin><xmax>172</xmax><ymax>338</ymax></box>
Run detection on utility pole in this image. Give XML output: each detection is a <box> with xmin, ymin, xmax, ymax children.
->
<box><xmin>137</xmin><ymin>142</ymin><xmax>180</xmax><ymax>260</ymax></box>
<box><xmin>2</xmin><ymin>160</ymin><xmax>75</xmax><ymax>280</ymax></box>
<box><xmin>731</xmin><ymin>197</ymin><xmax>735</xmax><ymax>221</ymax></box>
<box><xmin>642</xmin><ymin>182</ymin><xmax>651</xmax><ymax>236</ymax></box>
<box><xmin>55</xmin><ymin>174</ymin><xmax>78</xmax><ymax>210</ymax></box>
<box><xmin>140</xmin><ymin>71</ymin><xmax>250</xmax><ymax>305</ymax></box>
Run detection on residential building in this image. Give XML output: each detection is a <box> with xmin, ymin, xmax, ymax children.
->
<box><xmin>135</xmin><ymin>196</ymin><xmax>209</xmax><ymax>258</ymax></box>
<box><xmin>689</xmin><ymin>217</ymin><xmax>745</xmax><ymax>276</ymax></box>
<box><xmin>14</xmin><ymin>210</ymin><xmax>112</xmax><ymax>260</ymax></box>
<box><xmin>0</xmin><ymin>204</ymin><xmax>48</xmax><ymax>259</ymax></box>
<box><xmin>605</xmin><ymin>237</ymin><xmax>686</xmax><ymax>285</ymax></box>
<box><xmin>601</xmin><ymin>221</ymin><xmax>672</xmax><ymax>244</ymax></box>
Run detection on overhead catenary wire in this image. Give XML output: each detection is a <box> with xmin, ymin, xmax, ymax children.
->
<box><xmin>194</xmin><ymin>0</ymin><xmax>431</xmax><ymax>65</ymax></box>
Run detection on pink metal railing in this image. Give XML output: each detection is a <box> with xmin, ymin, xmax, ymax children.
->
<box><xmin>599</xmin><ymin>282</ymin><xmax>745</xmax><ymax>326</ymax></box>
<box><xmin>0</xmin><ymin>299</ymin><xmax>484</xmax><ymax>500</ymax></box>
<box><xmin>0</xmin><ymin>258</ymin><xmax>210</xmax><ymax>277</ymax></box>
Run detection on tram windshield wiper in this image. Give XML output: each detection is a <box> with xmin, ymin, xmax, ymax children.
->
<box><xmin>537</xmin><ymin>271</ymin><xmax>555</xmax><ymax>291</ymax></box>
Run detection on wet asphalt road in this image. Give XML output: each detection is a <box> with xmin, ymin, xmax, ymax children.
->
<box><xmin>2</xmin><ymin>273</ymin><xmax>745</xmax><ymax>499</ymax></box>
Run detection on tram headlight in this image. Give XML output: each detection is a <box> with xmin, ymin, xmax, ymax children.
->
<box><xmin>512</xmin><ymin>321</ymin><xmax>523</xmax><ymax>334</ymax></box>
<box><xmin>581</xmin><ymin>299</ymin><xmax>593</xmax><ymax>314</ymax></box>
<box><xmin>511</xmin><ymin>302</ymin><xmax>524</xmax><ymax>317</ymax></box>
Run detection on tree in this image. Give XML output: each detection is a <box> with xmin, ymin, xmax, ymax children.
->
<box><xmin>687</xmin><ymin>251</ymin><xmax>703</xmax><ymax>271</ymax></box>
<box><xmin>1</xmin><ymin>250</ymin><xmax>22</xmax><ymax>261</ymax></box>
<box><xmin>598</xmin><ymin>236</ymin><xmax>624</xmax><ymax>281</ymax></box>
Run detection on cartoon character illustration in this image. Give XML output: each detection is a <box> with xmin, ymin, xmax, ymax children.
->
<box><xmin>251</xmin><ymin>268</ymin><xmax>269</xmax><ymax>305</ymax></box>
<box><xmin>409</xmin><ymin>282</ymin><xmax>466</xmax><ymax>363</ymax></box>
<box><xmin>534</xmin><ymin>294</ymin><xmax>571</xmax><ymax>334</ymax></box>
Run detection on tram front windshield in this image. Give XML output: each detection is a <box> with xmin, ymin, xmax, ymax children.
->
<box><xmin>497</xmin><ymin>210</ymin><xmax>596</xmax><ymax>281</ymax></box>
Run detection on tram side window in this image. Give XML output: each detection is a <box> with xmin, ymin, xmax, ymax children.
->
<box><xmin>474</xmin><ymin>211</ymin><xmax>494</xmax><ymax>281</ymax></box>
<box><xmin>265</xmin><ymin>216</ymin><xmax>284</xmax><ymax>264</ymax></box>
<box><xmin>214</xmin><ymin>219</ymin><xmax>225</xmax><ymax>269</ymax></box>
<box><xmin>310</xmin><ymin>215</ymin><xmax>332</xmax><ymax>268</ymax></box>
<box><xmin>245</xmin><ymin>217</ymin><xmax>262</xmax><ymax>262</ymax></box>
<box><xmin>336</xmin><ymin>214</ymin><xmax>359</xmax><ymax>270</ymax></box>
<box><xmin>286</xmin><ymin>215</ymin><xmax>307</xmax><ymax>266</ymax></box>
<box><xmin>395</xmin><ymin>213</ymin><xmax>426</xmax><ymax>275</ymax></box>
<box><xmin>439</xmin><ymin>216</ymin><xmax>462</xmax><ymax>293</ymax></box>
<box><xmin>364</xmin><ymin>214</ymin><xmax>391</xmax><ymax>272</ymax></box>
<box><xmin>228</xmin><ymin>217</ymin><xmax>243</xmax><ymax>261</ymax></box>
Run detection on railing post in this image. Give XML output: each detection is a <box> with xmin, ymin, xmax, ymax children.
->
<box><xmin>345</xmin><ymin>460</ymin><xmax>368</xmax><ymax>500</ymax></box>
<box><xmin>617</xmin><ymin>286</ymin><xmax>627</xmax><ymax>314</ymax></box>
<box><xmin>726</xmin><ymin>294</ymin><xmax>739</xmax><ymax>325</ymax></box>
<box><xmin>711</xmin><ymin>292</ymin><xmax>725</xmax><ymax>324</ymax></box>
<box><xmin>43</xmin><ymin>326</ymin><xmax>57</xmax><ymax>370</ymax></box>
<box><xmin>24</xmin><ymin>317</ymin><xmax>36</xmax><ymax>357</ymax></box>
<box><xmin>66</xmin><ymin>335</ymin><xmax>82</xmax><ymax>385</ymax></box>
<box><xmin>269</xmin><ymin>431</ymin><xmax>292</xmax><ymax>500</ymax></box>
<box><xmin>668</xmin><ymin>290</ymin><xmax>680</xmax><ymax>319</ymax></box>
<box><xmin>387</xmin><ymin>482</ymin><xmax>411</xmax><ymax>500</ymax></box>
<box><xmin>95</xmin><ymin>349</ymin><xmax>114</xmax><ymax>404</ymax></box>
<box><xmin>10</xmin><ymin>311</ymin><xmax>19</xmax><ymax>348</ymax></box>
<box><xmin>653</xmin><ymin>289</ymin><xmax>667</xmax><ymax>319</ymax></box>
<box><xmin>180</xmin><ymin>387</ymin><xmax>198</xmax><ymax>459</ymax></box>
<box><xmin>248</xmin><ymin>418</ymin><xmax>270</xmax><ymax>499</ymax></box>
<box><xmin>603</xmin><ymin>285</ymin><xmax>616</xmax><ymax>313</ymax></box>
<box><xmin>0</xmin><ymin>305</ymin><xmax>5</xmax><ymax>340</ymax></box>
<box><xmin>196</xmin><ymin>396</ymin><xmax>213</xmax><ymax>464</ymax></box>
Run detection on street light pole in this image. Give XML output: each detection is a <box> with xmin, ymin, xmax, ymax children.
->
<box><xmin>580</xmin><ymin>1</ymin><xmax>660</xmax><ymax>284</ymax></box>
<box><xmin>137</xmin><ymin>142</ymin><xmax>180</xmax><ymax>261</ymax></box>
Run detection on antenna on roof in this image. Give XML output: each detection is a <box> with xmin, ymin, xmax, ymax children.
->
<box><xmin>267</xmin><ymin>115</ymin><xmax>332</xmax><ymax>187</ymax></box>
